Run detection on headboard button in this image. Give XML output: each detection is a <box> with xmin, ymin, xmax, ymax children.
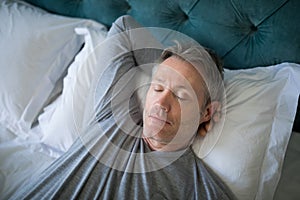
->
<box><xmin>250</xmin><ymin>24</ymin><xmax>258</xmax><ymax>32</ymax></box>
<box><xmin>182</xmin><ymin>12</ymin><xmax>189</xmax><ymax>21</ymax></box>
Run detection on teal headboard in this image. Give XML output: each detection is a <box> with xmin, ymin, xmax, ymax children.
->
<box><xmin>23</xmin><ymin>0</ymin><xmax>300</xmax><ymax>130</ymax></box>
<box><xmin>23</xmin><ymin>0</ymin><xmax>299</xmax><ymax>69</ymax></box>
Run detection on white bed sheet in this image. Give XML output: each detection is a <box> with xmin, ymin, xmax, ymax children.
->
<box><xmin>0</xmin><ymin>123</ymin><xmax>299</xmax><ymax>199</ymax></box>
<box><xmin>0</xmin><ymin>125</ymin><xmax>55</xmax><ymax>199</ymax></box>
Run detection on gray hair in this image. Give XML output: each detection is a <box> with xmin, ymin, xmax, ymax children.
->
<box><xmin>156</xmin><ymin>41</ymin><xmax>225</xmax><ymax>108</ymax></box>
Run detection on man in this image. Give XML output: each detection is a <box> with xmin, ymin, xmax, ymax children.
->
<box><xmin>11</xmin><ymin>16</ymin><xmax>236</xmax><ymax>200</ymax></box>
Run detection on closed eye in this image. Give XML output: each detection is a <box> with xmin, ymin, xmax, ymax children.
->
<box><xmin>174</xmin><ymin>91</ymin><xmax>191</xmax><ymax>101</ymax></box>
<box><xmin>175</xmin><ymin>94</ymin><xmax>188</xmax><ymax>101</ymax></box>
<box><xmin>152</xmin><ymin>83</ymin><xmax>164</xmax><ymax>92</ymax></box>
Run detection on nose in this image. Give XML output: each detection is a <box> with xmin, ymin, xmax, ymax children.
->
<box><xmin>156</xmin><ymin>89</ymin><xmax>172</xmax><ymax>112</ymax></box>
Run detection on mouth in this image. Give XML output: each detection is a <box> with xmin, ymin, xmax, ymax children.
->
<box><xmin>149</xmin><ymin>115</ymin><xmax>172</xmax><ymax>126</ymax></box>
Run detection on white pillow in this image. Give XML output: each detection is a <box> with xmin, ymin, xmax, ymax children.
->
<box><xmin>0</xmin><ymin>0</ymin><xmax>102</xmax><ymax>136</ymax></box>
<box><xmin>192</xmin><ymin>63</ymin><xmax>300</xmax><ymax>200</ymax></box>
<box><xmin>38</xmin><ymin>26</ymin><xmax>107</xmax><ymax>154</ymax></box>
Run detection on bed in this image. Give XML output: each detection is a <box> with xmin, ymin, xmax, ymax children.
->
<box><xmin>0</xmin><ymin>0</ymin><xmax>299</xmax><ymax>199</ymax></box>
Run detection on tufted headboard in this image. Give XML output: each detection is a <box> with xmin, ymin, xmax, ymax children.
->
<box><xmin>23</xmin><ymin>0</ymin><xmax>300</xmax><ymax>130</ymax></box>
<box><xmin>23</xmin><ymin>0</ymin><xmax>300</xmax><ymax>69</ymax></box>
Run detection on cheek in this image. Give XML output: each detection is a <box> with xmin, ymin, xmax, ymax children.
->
<box><xmin>180</xmin><ymin>103</ymin><xmax>201</xmax><ymax>124</ymax></box>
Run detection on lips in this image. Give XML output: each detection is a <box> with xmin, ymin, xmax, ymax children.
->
<box><xmin>149</xmin><ymin>115</ymin><xmax>172</xmax><ymax>126</ymax></box>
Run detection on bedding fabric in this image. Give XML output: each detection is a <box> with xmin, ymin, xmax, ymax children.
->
<box><xmin>0</xmin><ymin>0</ymin><xmax>106</xmax><ymax>136</ymax></box>
<box><xmin>38</xmin><ymin>24</ymin><xmax>107</xmax><ymax>155</ymax></box>
<box><xmin>9</xmin><ymin>16</ymin><xmax>236</xmax><ymax>200</ymax></box>
<box><xmin>0</xmin><ymin>124</ymin><xmax>55</xmax><ymax>199</ymax></box>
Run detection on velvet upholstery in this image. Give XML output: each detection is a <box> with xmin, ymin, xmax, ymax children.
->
<box><xmin>22</xmin><ymin>0</ymin><xmax>300</xmax><ymax>130</ymax></box>
<box><xmin>23</xmin><ymin>0</ymin><xmax>300</xmax><ymax>69</ymax></box>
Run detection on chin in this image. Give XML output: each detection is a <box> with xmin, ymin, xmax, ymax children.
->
<box><xmin>144</xmin><ymin>133</ymin><xmax>192</xmax><ymax>152</ymax></box>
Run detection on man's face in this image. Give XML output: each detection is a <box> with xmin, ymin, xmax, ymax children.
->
<box><xmin>143</xmin><ymin>56</ymin><xmax>208</xmax><ymax>151</ymax></box>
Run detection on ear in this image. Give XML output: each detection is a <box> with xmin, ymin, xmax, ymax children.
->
<box><xmin>199</xmin><ymin>101</ymin><xmax>221</xmax><ymax>124</ymax></box>
<box><xmin>197</xmin><ymin>101</ymin><xmax>221</xmax><ymax>137</ymax></box>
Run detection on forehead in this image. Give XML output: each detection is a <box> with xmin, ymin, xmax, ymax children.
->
<box><xmin>154</xmin><ymin>56</ymin><xmax>205</xmax><ymax>91</ymax></box>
